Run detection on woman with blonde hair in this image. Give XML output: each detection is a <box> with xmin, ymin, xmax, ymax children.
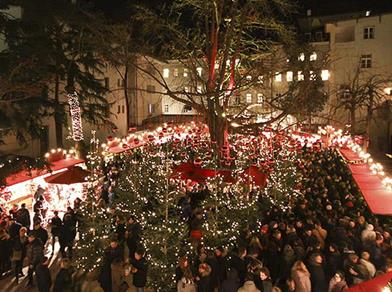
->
<box><xmin>291</xmin><ymin>260</ymin><xmax>311</xmax><ymax>292</ymax></box>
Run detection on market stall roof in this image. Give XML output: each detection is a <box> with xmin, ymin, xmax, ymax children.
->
<box><xmin>5</xmin><ymin>158</ymin><xmax>85</xmax><ymax>187</ymax></box>
<box><xmin>346</xmin><ymin>271</ymin><xmax>392</xmax><ymax>292</ymax></box>
<box><xmin>341</xmin><ymin>148</ymin><xmax>392</xmax><ymax>215</ymax></box>
<box><xmin>44</xmin><ymin>166</ymin><xmax>90</xmax><ymax>185</ymax></box>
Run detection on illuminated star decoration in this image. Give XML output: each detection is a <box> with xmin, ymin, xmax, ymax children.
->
<box><xmin>68</xmin><ymin>92</ymin><xmax>84</xmax><ymax>141</ymax></box>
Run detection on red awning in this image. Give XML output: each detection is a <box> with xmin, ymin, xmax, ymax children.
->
<box><xmin>242</xmin><ymin>165</ymin><xmax>268</xmax><ymax>188</ymax></box>
<box><xmin>44</xmin><ymin>166</ymin><xmax>90</xmax><ymax>185</ymax></box>
<box><xmin>340</xmin><ymin>148</ymin><xmax>363</xmax><ymax>162</ymax></box>
<box><xmin>171</xmin><ymin>162</ymin><xmax>235</xmax><ymax>184</ymax></box>
<box><xmin>5</xmin><ymin>158</ymin><xmax>85</xmax><ymax>186</ymax></box>
<box><xmin>346</xmin><ymin>271</ymin><xmax>392</xmax><ymax>292</ymax></box>
<box><xmin>347</xmin><ymin>162</ymin><xmax>392</xmax><ymax>215</ymax></box>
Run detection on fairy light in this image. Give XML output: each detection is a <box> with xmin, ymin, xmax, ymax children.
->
<box><xmin>68</xmin><ymin>92</ymin><xmax>84</xmax><ymax>141</ymax></box>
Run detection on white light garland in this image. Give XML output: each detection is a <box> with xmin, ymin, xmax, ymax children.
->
<box><xmin>68</xmin><ymin>92</ymin><xmax>84</xmax><ymax>141</ymax></box>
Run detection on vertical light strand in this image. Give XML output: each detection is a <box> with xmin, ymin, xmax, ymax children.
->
<box><xmin>68</xmin><ymin>92</ymin><xmax>84</xmax><ymax>141</ymax></box>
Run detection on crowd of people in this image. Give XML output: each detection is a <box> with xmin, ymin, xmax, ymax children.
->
<box><xmin>0</xmin><ymin>197</ymin><xmax>79</xmax><ymax>291</ymax></box>
<box><xmin>1</xmin><ymin>147</ymin><xmax>392</xmax><ymax>292</ymax></box>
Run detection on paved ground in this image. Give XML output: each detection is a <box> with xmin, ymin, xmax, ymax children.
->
<box><xmin>0</xmin><ymin>242</ymin><xmax>152</xmax><ymax>292</ymax></box>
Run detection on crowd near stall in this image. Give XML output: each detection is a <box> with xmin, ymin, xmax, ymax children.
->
<box><xmin>1</xmin><ymin>123</ymin><xmax>392</xmax><ymax>292</ymax></box>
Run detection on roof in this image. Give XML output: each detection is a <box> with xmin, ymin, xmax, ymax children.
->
<box><xmin>5</xmin><ymin>158</ymin><xmax>85</xmax><ymax>186</ymax></box>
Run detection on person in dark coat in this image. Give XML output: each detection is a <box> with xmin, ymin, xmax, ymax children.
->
<box><xmin>196</xmin><ymin>263</ymin><xmax>212</xmax><ymax>292</ymax></box>
<box><xmin>126</xmin><ymin>216</ymin><xmax>141</xmax><ymax>261</ymax></box>
<box><xmin>308</xmin><ymin>253</ymin><xmax>328</xmax><ymax>292</ymax></box>
<box><xmin>12</xmin><ymin>226</ymin><xmax>28</xmax><ymax>283</ymax></box>
<box><xmin>228</xmin><ymin>246</ymin><xmax>247</xmax><ymax>285</ymax></box>
<box><xmin>26</xmin><ymin>233</ymin><xmax>44</xmax><ymax>288</ymax></box>
<box><xmin>7</xmin><ymin>216</ymin><xmax>22</xmax><ymax>239</ymax></box>
<box><xmin>99</xmin><ymin>238</ymin><xmax>124</xmax><ymax>292</ymax></box>
<box><xmin>32</xmin><ymin>221</ymin><xmax>49</xmax><ymax>247</ymax></box>
<box><xmin>221</xmin><ymin>268</ymin><xmax>240</xmax><ymax>292</ymax></box>
<box><xmin>131</xmin><ymin>247</ymin><xmax>148</xmax><ymax>292</ymax></box>
<box><xmin>16</xmin><ymin>203</ymin><xmax>31</xmax><ymax>229</ymax></box>
<box><xmin>50</xmin><ymin>211</ymin><xmax>62</xmax><ymax>255</ymax></box>
<box><xmin>53</xmin><ymin>258</ymin><xmax>73</xmax><ymax>292</ymax></box>
<box><xmin>36</xmin><ymin>256</ymin><xmax>51</xmax><ymax>292</ymax></box>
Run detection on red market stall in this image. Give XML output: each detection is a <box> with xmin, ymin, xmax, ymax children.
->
<box><xmin>346</xmin><ymin>271</ymin><xmax>392</xmax><ymax>292</ymax></box>
<box><xmin>1</xmin><ymin>149</ymin><xmax>85</xmax><ymax>216</ymax></box>
<box><xmin>339</xmin><ymin>148</ymin><xmax>392</xmax><ymax>215</ymax></box>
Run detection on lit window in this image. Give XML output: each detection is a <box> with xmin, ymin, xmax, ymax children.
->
<box><xmin>360</xmin><ymin>55</ymin><xmax>372</xmax><ymax>68</ymax></box>
<box><xmin>257</xmin><ymin>93</ymin><xmax>263</xmax><ymax>103</ymax></box>
<box><xmin>310</xmin><ymin>71</ymin><xmax>316</xmax><ymax>80</ymax></box>
<box><xmin>365</xmin><ymin>10</ymin><xmax>371</xmax><ymax>17</ymax></box>
<box><xmin>275</xmin><ymin>73</ymin><xmax>282</xmax><ymax>82</ymax></box>
<box><xmin>173</xmin><ymin>68</ymin><xmax>178</xmax><ymax>77</ymax></box>
<box><xmin>257</xmin><ymin>76</ymin><xmax>263</xmax><ymax>84</ymax></box>
<box><xmin>363</xmin><ymin>27</ymin><xmax>375</xmax><ymax>39</ymax></box>
<box><xmin>286</xmin><ymin>71</ymin><xmax>293</xmax><ymax>82</ymax></box>
<box><xmin>298</xmin><ymin>53</ymin><xmax>305</xmax><ymax>61</ymax></box>
<box><xmin>321</xmin><ymin>69</ymin><xmax>329</xmax><ymax>81</ymax></box>
<box><xmin>163</xmin><ymin>68</ymin><xmax>170</xmax><ymax>78</ymax></box>
<box><xmin>148</xmin><ymin>103</ymin><xmax>155</xmax><ymax>114</ymax></box>
<box><xmin>310</xmin><ymin>52</ymin><xmax>317</xmax><ymax>61</ymax></box>
<box><xmin>197</xmin><ymin>67</ymin><xmax>202</xmax><ymax>76</ymax></box>
<box><xmin>246</xmin><ymin>93</ymin><xmax>252</xmax><ymax>103</ymax></box>
<box><xmin>184</xmin><ymin>86</ymin><xmax>189</xmax><ymax>93</ymax></box>
<box><xmin>197</xmin><ymin>86</ymin><xmax>202</xmax><ymax>93</ymax></box>
<box><xmin>215</xmin><ymin>62</ymin><xmax>219</xmax><ymax>69</ymax></box>
<box><xmin>183</xmin><ymin>68</ymin><xmax>188</xmax><ymax>77</ymax></box>
<box><xmin>246</xmin><ymin>75</ymin><xmax>252</xmax><ymax>81</ymax></box>
<box><xmin>298</xmin><ymin>71</ymin><xmax>304</xmax><ymax>81</ymax></box>
<box><xmin>164</xmin><ymin>104</ymin><xmax>169</xmax><ymax>113</ymax></box>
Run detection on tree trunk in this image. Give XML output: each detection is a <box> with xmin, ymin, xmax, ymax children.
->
<box><xmin>206</xmin><ymin>99</ymin><xmax>226</xmax><ymax>151</ymax></box>
<box><xmin>123</xmin><ymin>66</ymin><xmax>130</xmax><ymax>131</ymax></box>
<box><xmin>54</xmin><ymin>73</ymin><xmax>63</xmax><ymax>148</ymax></box>
<box><xmin>350</xmin><ymin>107</ymin><xmax>356</xmax><ymax>134</ymax></box>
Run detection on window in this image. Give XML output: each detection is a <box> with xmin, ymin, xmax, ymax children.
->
<box><xmin>275</xmin><ymin>73</ymin><xmax>282</xmax><ymax>82</ymax></box>
<box><xmin>297</xmin><ymin>71</ymin><xmax>304</xmax><ymax>81</ymax></box>
<box><xmin>257</xmin><ymin>93</ymin><xmax>263</xmax><ymax>103</ymax></box>
<box><xmin>196</xmin><ymin>67</ymin><xmax>202</xmax><ymax>76</ymax></box>
<box><xmin>122</xmin><ymin>105</ymin><xmax>125</xmax><ymax>113</ymax></box>
<box><xmin>117</xmin><ymin>105</ymin><xmax>121</xmax><ymax>114</ymax></box>
<box><xmin>148</xmin><ymin>103</ymin><xmax>155</xmax><ymax>114</ymax></box>
<box><xmin>146</xmin><ymin>85</ymin><xmax>155</xmax><ymax>93</ymax></box>
<box><xmin>197</xmin><ymin>86</ymin><xmax>202</xmax><ymax>93</ymax></box>
<box><xmin>104</xmin><ymin>77</ymin><xmax>110</xmax><ymax>88</ymax></box>
<box><xmin>246</xmin><ymin>93</ymin><xmax>252</xmax><ymax>103</ymax></box>
<box><xmin>286</xmin><ymin>71</ymin><xmax>293</xmax><ymax>82</ymax></box>
<box><xmin>182</xmin><ymin>105</ymin><xmax>192</xmax><ymax>112</ymax></box>
<box><xmin>257</xmin><ymin>76</ymin><xmax>263</xmax><ymax>84</ymax></box>
<box><xmin>298</xmin><ymin>53</ymin><xmax>305</xmax><ymax>61</ymax></box>
<box><xmin>117</xmin><ymin>79</ymin><xmax>121</xmax><ymax>87</ymax></box>
<box><xmin>163</xmin><ymin>68</ymin><xmax>170</xmax><ymax>78</ymax></box>
<box><xmin>173</xmin><ymin>68</ymin><xmax>178</xmax><ymax>77</ymax></box>
<box><xmin>363</xmin><ymin>27</ymin><xmax>375</xmax><ymax>39</ymax></box>
<box><xmin>184</xmin><ymin>86</ymin><xmax>189</xmax><ymax>93</ymax></box>
<box><xmin>360</xmin><ymin>55</ymin><xmax>372</xmax><ymax>68</ymax></box>
<box><xmin>246</xmin><ymin>75</ymin><xmax>252</xmax><ymax>81</ymax></box>
<box><xmin>321</xmin><ymin>70</ymin><xmax>330</xmax><ymax>81</ymax></box>
<box><xmin>164</xmin><ymin>104</ymin><xmax>169</xmax><ymax>113</ymax></box>
<box><xmin>305</xmin><ymin>32</ymin><xmax>311</xmax><ymax>41</ymax></box>
<box><xmin>310</xmin><ymin>52</ymin><xmax>317</xmax><ymax>61</ymax></box>
<box><xmin>183</xmin><ymin>68</ymin><xmax>188</xmax><ymax>77</ymax></box>
<box><xmin>310</xmin><ymin>71</ymin><xmax>316</xmax><ymax>81</ymax></box>
<box><xmin>214</xmin><ymin>62</ymin><xmax>220</xmax><ymax>69</ymax></box>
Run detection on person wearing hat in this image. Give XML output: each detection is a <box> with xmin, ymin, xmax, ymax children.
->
<box><xmin>26</xmin><ymin>232</ymin><xmax>44</xmax><ymax>288</ymax></box>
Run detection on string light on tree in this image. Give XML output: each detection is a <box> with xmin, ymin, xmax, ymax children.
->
<box><xmin>68</xmin><ymin>92</ymin><xmax>84</xmax><ymax>141</ymax></box>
